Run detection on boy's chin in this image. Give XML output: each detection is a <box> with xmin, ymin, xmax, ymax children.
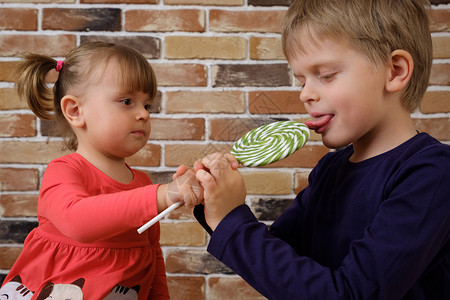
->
<box><xmin>321</xmin><ymin>135</ymin><xmax>349</xmax><ymax>150</ymax></box>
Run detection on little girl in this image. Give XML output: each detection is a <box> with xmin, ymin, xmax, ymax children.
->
<box><xmin>0</xmin><ymin>42</ymin><xmax>203</xmax><ymax>299</ymax></box>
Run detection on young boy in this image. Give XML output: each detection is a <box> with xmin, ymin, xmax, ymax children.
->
<box><xmin>192</xmin><ymin>0</ymin><xmax>450</xmax><ymax>299</ymax></box>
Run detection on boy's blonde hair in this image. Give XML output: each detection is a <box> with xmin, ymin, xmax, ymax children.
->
<box><xmin>15</xmin><ymin>42</ymin><xmax>157</xmax><ymax>150</ymax></box>
<box><xmin>282</xmin><ymin>0</ymin><xmax>432</xmax><ymax>112</ymax></box>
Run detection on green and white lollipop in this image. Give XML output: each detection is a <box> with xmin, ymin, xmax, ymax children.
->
<box><xmin>231</xmin><ymin>121</ymin><xmax>310</xmax><ymax>167</ymax></box>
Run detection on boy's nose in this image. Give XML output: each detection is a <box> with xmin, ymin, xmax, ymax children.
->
<box><xmin>299</xmin><ymin>84</ymin><xmax>319</xmax><ymax>103</ymax></box>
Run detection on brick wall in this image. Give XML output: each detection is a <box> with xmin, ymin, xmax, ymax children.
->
<box><xmin>0</xmin><ymin>0</ymin><xmax>449</xmax><ymax>299</ymax></box>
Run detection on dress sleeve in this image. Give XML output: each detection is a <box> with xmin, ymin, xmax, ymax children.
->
<box><xmin>38</xmin><ymin>159</ymin><xmax>160</xmax><ymax>243</ymax></box>
<box><xmin>202</xmin><ymin>148</ymin><xmax>450</xmax><ymax>299</ymax></box>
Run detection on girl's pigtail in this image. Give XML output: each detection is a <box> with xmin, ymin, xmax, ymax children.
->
<box><xmin>15</xmin><ymin>54</ymin><xmax>59</xmax><ymax>120</ymax></box>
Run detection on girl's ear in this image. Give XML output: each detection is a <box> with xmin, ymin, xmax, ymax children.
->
<box><xmin>61</xmin><ymin>95</ymin><xmax>85</xmax><ymax>128</ymax></box>
<box><xmin>385</xmin><ymin>49</ymin><xmax>414</xmax><ymax>93</ymax></box>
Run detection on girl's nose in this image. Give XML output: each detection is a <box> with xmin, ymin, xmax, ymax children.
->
<box><xmin>136</xmin><ymin>106</ymin><xmax>150</xmax><ymax>121</ymax></box>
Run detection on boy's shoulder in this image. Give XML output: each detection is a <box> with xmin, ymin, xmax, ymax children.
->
<box><xmin>318</xmin><ymin>132</ymin><xmax>449</xmax><ymax>168</ymax></box>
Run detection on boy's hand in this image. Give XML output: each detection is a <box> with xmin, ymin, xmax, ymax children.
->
<box><xmin>195</xmin><ymin>152</ymin><xmax>246</xmax><ymax>231</ymax></box>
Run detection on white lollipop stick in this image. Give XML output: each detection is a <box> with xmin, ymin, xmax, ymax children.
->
<box><xmin>137</xmin><ymin>201</ymin><xmax>183</xmax><ymax>234</ymax></box>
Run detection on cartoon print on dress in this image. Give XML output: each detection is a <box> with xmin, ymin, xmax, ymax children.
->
<box><xmin>35</xmin><ymin>278</ymin><xmax>85</xmax><ymax>300</ymax></box>
<box><xmin>103</xmin><ymin>285</ymin><xmax>140</xmax><ymax>300</ymax></box>
<box><xmin>0</xmin><ymin>275</ymin><xmax>34</xmax><ymax>300</ymax></box>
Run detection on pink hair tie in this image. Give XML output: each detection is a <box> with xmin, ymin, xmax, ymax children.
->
<box><xmin>55</xmin><ymin>60</ymin><xmax>64</xmax><ymax>72</ymax></box>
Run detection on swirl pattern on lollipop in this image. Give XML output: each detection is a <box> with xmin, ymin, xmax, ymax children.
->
<box><xmin>231</xmin><ymin>121</ymin><xmax>310</xmax><ymax>167</ymax></box>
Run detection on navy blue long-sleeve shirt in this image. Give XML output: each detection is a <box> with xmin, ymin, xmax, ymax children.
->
<box><xmin>195</xmin><ymin>133</ymin><xmax>450</xmax><ymax>299</ymax></box>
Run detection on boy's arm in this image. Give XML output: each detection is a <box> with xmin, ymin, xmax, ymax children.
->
<box><xmin>196</xmin><ymin>150</ymin><xmax>450</xmax><ymax>299</ymax></box>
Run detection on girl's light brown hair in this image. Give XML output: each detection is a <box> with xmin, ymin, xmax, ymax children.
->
<box><xmin>15</xmin><ymin>42</ymin><xmax>157</xmax><ymax>150</ymax></box>
<box><xmin>282</xmin><ymin>0</ymin><xmax>432</xmax><ymax>112</ymax></box>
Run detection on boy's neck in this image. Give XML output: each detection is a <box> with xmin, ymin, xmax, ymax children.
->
<box><xmin>350</xmin><ymin>110</ymin><xmax>417</xmax><ymax>163</ymax></box>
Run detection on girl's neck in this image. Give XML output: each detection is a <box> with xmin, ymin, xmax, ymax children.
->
<box><xmin>76</xmin><ymin>148</ymin><xmax>134</xmax><ymax>184</ymax></box>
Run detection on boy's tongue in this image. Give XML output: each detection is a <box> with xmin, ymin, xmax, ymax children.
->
<box><xmin>304</xmin><ymin>114</ymin><xmax>334</xmax><ymax>130</ymax></box>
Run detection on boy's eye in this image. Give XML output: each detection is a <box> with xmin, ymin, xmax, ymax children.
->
<box><xmin>318</xmin><ymin>73</ymin><xmax>336</xmax><ymax>82</ymax></box>
<box><xmin>295</xmin><ymin>78</ymin><xmax>305</xmax><ymax>91</ymax></box>
<box><xmin>144</xmin><ymin>104</ymin><xmax>152</xmax><ymax>113</ymax></box>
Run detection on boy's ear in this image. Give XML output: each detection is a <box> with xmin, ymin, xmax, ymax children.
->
<box><xmin>60</xmin><ymin>95</ymin><xmax>85</xmax><ymax>128</ymax></box>
<box><xmin>385</xmin><ymin>49</ymin><xmax>413</xmax><ymax>93</ymax></box>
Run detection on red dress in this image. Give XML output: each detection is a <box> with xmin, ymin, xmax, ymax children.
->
<box><xmin>1</xmin><ymin>153</ymin><xmax>169</xmax><ymax>299</ymax></box>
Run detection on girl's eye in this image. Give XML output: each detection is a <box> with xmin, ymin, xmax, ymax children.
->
<box><xmin>144</xmin><ymin>104</ymin><xmax>152</xmax><ymax>113</ymax></box>
<box><xmin>121</xmin><ymin>99</ymin><xmax>132</xmax><ymax>105</ymax></box>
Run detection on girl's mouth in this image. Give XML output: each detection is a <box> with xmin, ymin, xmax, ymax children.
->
<box><xmin>304</xmin><ymin>114</ymin><xmax>334</xmax><ymax>134</ymax></box>
<box><xmin>132</xmin><ymin>130</ymin><xmax>145</xmax><ymax>137</ymax></box>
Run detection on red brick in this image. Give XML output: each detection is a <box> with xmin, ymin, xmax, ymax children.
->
<box><xmin>125</xmin><ymin>144</ymin><xmax>161</xmax><ymax>167</ymax></box>
<box><xmin>250</xmin><ymin>36</ymin><xmax>284</xmax><ymax>60</ymax></box>
<box><xmin>0</xmin><ymin>35</ymin><xmax>76</xmax><ymax>57</ymax></box>
<box><xmin>166</xmin><ymin>91</ymin><xmax>245</xmax><ymax>114</ymax></box>
<box><xmin>0</xmin><ymin>61</ymin><xmax>20</xmax><ymax>82</ymax></box>
<box><xmin>0</xmin><ymin>168</ymin><xmax>39</xmax><ymax>191</ymax></box>
<box><xmin>0</xmin><ymin>194</ymin><xmax>38</xmax><ymax>217</ymax></box>
<box><xmin>249</xmin><ymin>91</ymin><xmax>306</xmax><ymax>114</ymax></box>
<box><xmin>165</xmin><ymin>36</ymin><xmax>246</xmax><ymax>59</ymax></box>
<box><xmin>430</xmin><ymin>8</ymin><xmax>450</xmax><ymax>32</ymax></box>
<box><xmin>432</xmin><ymin>36</ymin><xmax>450</xmax><ymax>59</ymax></box>
<box><xmin>81</xmin><ymin>35</ymin><xmax>161</xmax><ymax>59</ymax></box>
<box><xmin>210</xmin><ymin>9</ymin><xmax>285</xmax><ymax>33</ymax></box>
<box><xmin>167</xmin><ymin>276</ymin><xmax>205</xmax><ymax>300</ymax></box>
<box><xmin>166</xmin><ymin>250</ymin><xmax>232</xmax><ymax>274</ymax></box>
<box><xmin>212</xmin><ymin>64</ymin><xmax>290</xmax><ymax>87</ymax></box>
<box><xmin>165</xmin><ymin>144</ymin><xmax>232</xmax><ymax>167</ymax></box>
<box><xmin>208</xmin><ymin>277</ymin><xmax>266</xmax><ymax>300</ymax></box>
<box><xmin>82</xmin><ymin>0</ymin><xmax>157</xmax><ymax>3</ymax></box>
<box><xmin>126</xmin><ymin>10</ymin><xmax>205</xmax><ymax>32</ymax></box>
<box><xmin>209</xmin><ymin>118</ymin><xmax>272</xmax><ymax>142</ymax></box>
<box><xmin>43</xmin><ymin>8</ymin><xmax>121</xmax><ymax>31</ymax></box>
<box><xmin>414</xmin><ymin>117</ymin><xmax>450</xmax><ymax>141</ymax></box>
<box><xmin>165</xmin><ymin>0</ymin><xmax>242</xmax><ymax>4</ymax></box>
<box><xmin>295</xmin><ymin>171</ymin><xmax>310</xmax><ymax>194</ymax></box>
<box><xmin>420</xmin><ymin>91</ymin><xmax>450</xmax><ymax>114</ymax></box>
<box><xmin>0</xmin><ymin>247</ymin><xmax>22</xmax><ymax>269</ymax></box>
<box><xmin>430</xmin><ymin>63</ymin><xmax>450</xmax><ymax>86</ymax></box>
<box><xmin>264</xmin><ymin>145</ymin><xmax>330</xmax><ymax>168</ymax></box>
<box><xmin>0</xmin><ymin>8</ymin><xmax>37</xmax><ymax>31</ymax></box>
<box><xmin>0</xmin><ymin>88</ymin><xmax>28</xmax><ymax>110</ymax></box>
<box><xmin>149</xmin><ymin>118</ymin><xmax>205</xmax><ymax>140</ymax></box>
<box><xmin>160</xmin><ymin>222</ymin><xmax>206</xmax><ymax>246</ymax></box>
<box><xmin>0</xmin><ymin>141</ymin><xmax>70</xmax><ymax>164</ymax></box>
<box><xmin>243</xmin><ymin>171</ymin><xmax>292</xmax><ymax>195</ymax></box>
<box><xmin>0</xmin><ymin>114</ymin><xmax>36</xmax><ymax>137</ymax></box>
<box><xmin>152</xmin><ymin>63</ymin><xmax>207</xmax><ymax>87</ymax></box>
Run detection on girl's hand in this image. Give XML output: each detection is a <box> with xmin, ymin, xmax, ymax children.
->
<box><xmin>157</xmin><ymin>167</ymin><xmax>203</xmax><ymax>213</ymax></box>
<box><xmin>167</xmin><ymin>167</ymin><xmax>203</xmax><ymax>208</ymax></box>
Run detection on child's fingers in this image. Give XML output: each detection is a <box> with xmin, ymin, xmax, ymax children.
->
<box><xmin>173</xmin><ymin>165</ymin><xmax>188</xmax><ymax>180</ymax></box>
<box><xmin>196</xmin><ymin>169</ymin><xmax>217</xmax><ymax>191</ymax></box>
<box><xmin>201</xmin><ymin>153</ymin><xmax>231</xmax><ymax>178</ymax></box>
<box><xmin>193</xmin><ymin>158</ymin><xmax>206</xmax><ymax>173</ymax></box>
<box><xmin>224</xmin><ymin>153</ymin><xmax>239</xmax><ymax>170</ymax></box>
